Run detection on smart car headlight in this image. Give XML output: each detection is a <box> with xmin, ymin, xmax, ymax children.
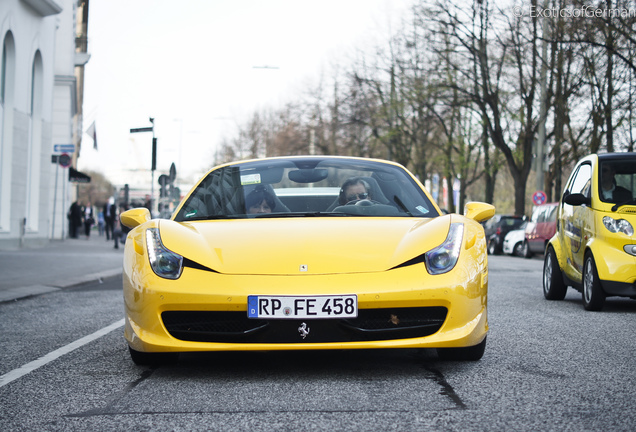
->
<box><xmin>602</xmin><ymin>216</ymin><xmax>634</xmax><ymax>236</ymax></box>
<box><xmin>146</xmin><ymin>228</ymin><xmax>183</xmax><ymax>279</ymax></box>
<box><xmin>425</xmin><ymin>223</ymin><xmax>464</xmax><ymax>275</ymax></box>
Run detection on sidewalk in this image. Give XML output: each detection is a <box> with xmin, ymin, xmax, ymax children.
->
<box><xmin>0</xmin><ymin>231</ymin><xmax>124</xmax><ymax>302</ymax></box>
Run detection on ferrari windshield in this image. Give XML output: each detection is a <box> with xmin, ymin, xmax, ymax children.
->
<box><xmin>174</xmin><ymin>157</ymin><xmax>439</xmax><ymax>221</ymax></box>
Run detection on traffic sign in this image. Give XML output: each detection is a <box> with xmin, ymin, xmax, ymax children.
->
<box><xmin>58</xmin><ymin>153</ymin><xmax>72</xmax><ymax>168</ymax></box>
<box><xmin>532</xmin><ymin>190</ymin><xmax>547</xmax><ymax>205</ymax></box>
<box><xmin>130</xmin><ymin>127</ymin><xmax>154</xmax><ymax>133</ymax></box>
<box><xmin>158</xmin><ymin>174</ymin><xmax>170</xmax><ymax>186</ymax></box>
<box><xmin>54</xmin><ymin>144</ymin><xmax>75</xmax><ymax>153</ymax></box>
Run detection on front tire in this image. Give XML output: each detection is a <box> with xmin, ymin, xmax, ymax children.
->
<box><xmin>583</xmin><ymin>254</ymin><xmax>606</xmax><ymax>311</ymax></box>
<box><xmin>437</xmin><ymin>337</ymin><xmax>486</xmax><ymax>361</ymax></box>
<box><xmin>543</xmin><ymin>247</ymin><xmax>567</xmax><ymax>300</ymax></box>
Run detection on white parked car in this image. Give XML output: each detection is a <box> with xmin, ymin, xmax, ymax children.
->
<box><xmin>502</xmin><ymin>222</ymin><xmax>528</xmax><ymax>257</ymax></box>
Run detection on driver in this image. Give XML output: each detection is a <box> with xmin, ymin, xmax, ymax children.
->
<box><xmin>339</xmin><ymin>177</ymin><xmax>372</xmax><ymax>205</ymax></box>
<box><xmin>246</xmin><ymin>186</ymin><xmax>275</xmax><ymax>214</ymax></box>
<box><xmin>600</xmin><ymin>164</ymin><xmax>632</xmax><ymax>203</ymax></box>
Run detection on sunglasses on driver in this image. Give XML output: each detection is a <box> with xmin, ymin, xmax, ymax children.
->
<box><xmin>346</xmin><ymin>192</ymin><xmax>369</xmax><ymax>201</ymax></box>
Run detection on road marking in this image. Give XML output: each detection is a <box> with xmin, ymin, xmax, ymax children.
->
<box><xmin>0</xmin><ymin>318</ymin><xmax>125</xmax><ymax>388</ymax></box>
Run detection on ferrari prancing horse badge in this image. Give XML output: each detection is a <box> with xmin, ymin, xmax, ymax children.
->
<box><xmin>298</xmin><ymin>322</ymin><xmax>310</xmax><ymax>339</ymax></box>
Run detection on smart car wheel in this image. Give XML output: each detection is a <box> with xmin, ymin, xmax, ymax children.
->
<box><xmin>543</xmin><ymin>247</ymin><xmax>567</xmax><ymax>300</ymax></box>
<box><xmin>437</xmin><ymin>337</ymin><xmax>486</xmax><ymax>361</ymax></box>
<box><xmin>583</xmin><ymin>254</ymin><xmax>606</xmax><ymax>311</ymax></box>
<box><xmin>128</xmin><ymin>346</ymin><xmax>179</xmax><ymax>365</ymax></box>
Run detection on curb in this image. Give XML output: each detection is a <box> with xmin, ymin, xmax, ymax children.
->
<box><xmin>0</xmin><ymin>268</ymin><xmax>122</xmax><ymax>303</ymax></box>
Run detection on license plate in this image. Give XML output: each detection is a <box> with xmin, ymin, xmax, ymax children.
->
<box><xmin>247</xmin><ymin>295</ymin><xmax>357</xmax><ymax>319</ymax></box>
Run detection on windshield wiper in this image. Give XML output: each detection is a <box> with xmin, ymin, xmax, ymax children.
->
<box><xmin>181</xmin><ymin>215</ymin><xmax>241</xmax><ymax>221</ymax></box>
<box><xmin>611</xmin><ymin>198</ymin><xmax>636</xmax><ymax>212</ymax></box>
<box><xmin>254</xmin><ymin>212</ymin><xmax>352</xmax><ymax>218</ymax></box>
<box><xmin>393</xmin><ymin>196</ymin><xmax>413</xmax><ymax>216</ymax></box>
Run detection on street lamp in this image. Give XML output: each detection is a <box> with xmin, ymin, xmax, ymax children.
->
<box><xmin>130</xmin><ymin>118</ymin><xmax>156</xmax><ymax>215</ymax></box>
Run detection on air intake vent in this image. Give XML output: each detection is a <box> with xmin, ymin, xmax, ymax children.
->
<box><xmin>162</xmin><ymin>307</ymin><xmax>448</xmax><ymax>343</ymax></box>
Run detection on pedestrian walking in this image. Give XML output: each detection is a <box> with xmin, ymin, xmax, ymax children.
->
<box><xmin>114</xmin><ymin>203</ymin><xmax>130</xmax><ymax>249</ymax></box>
<box><xmin>84</xmin><ymin>202</ymin><xmax>94</xmax><ymax>238</ymax></box>
<box><xmin>104</xmin><ymin>197</ymin><xmax>116</xmax><ymax>240</ymax></box>
<box><xmin>68</xmin><ymin>201</ymin><xmax>83</xmax><ymax>239</ymax></box>
<box><xmin>97</xmin><ymin>209</ymin><xmax>105</xmax><ymax>236</ymax></box>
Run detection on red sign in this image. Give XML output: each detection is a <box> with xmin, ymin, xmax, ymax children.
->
<box><xmin>532</xmin><ymin>190</ymin><xmax>547</xmax><ymax>205</ymax></box>
<box><xmin>58</xmin><ymin>153</ymin><xmax>72</xmax><ymax>168</ymax></box>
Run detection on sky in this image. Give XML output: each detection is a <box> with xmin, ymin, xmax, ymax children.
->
<box><xmin>78</xmin><ymin>0</ymin><xmax>414</xmax><ymax>187</ymax></box>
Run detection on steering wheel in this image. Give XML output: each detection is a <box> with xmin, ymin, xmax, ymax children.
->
<box><xmin>346</xmin><ymin>199</ymin><xmax>380</xmax><ymax>207</ymax></box>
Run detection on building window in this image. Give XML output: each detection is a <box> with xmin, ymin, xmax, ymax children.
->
<box><xmin>0</xmin><ymin>32</ymin><xmax>16</xmax><ymax>232</ymax></box>
<box><xmin>26</xmin><ymin>50</ymin><xmax>43</xmax><ymax>232</ymax></box>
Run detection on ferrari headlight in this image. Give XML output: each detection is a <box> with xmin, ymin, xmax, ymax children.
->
<box><xmin>146</xmin><ymin>228</ymin><xmax>183</xmax><ymax>279</ymax></box>
<box><xmin>603</xmin><ymin>216</ymin><xmax>634</xmax><ymax>236</ymax></box>
<box><xmin>425</xmin><ymin>223</ymin><xmax>464</xmax><ymax>275</ymax></box>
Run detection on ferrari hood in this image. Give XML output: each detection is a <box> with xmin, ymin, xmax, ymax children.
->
<box><xmin>158</xmin><ymin>216</ymin><xmax>452</xmax><ymax>275</ymax></box>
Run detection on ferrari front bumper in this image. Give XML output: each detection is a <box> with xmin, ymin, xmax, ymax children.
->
<box><xmin>124</xmin><ymin>259</ymin><xmax>488</xmax><ymax>353</ymax></box>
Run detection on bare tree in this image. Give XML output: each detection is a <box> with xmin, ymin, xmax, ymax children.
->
<box><xmin>423</xmin><ymin>0</ymin><xmax>548</xmax><ymax>215</ymax></box>
<box><xmin>212</xmin><ymin>0</ymin><xmax>636</xmax><ymax>215</ymax></box>
<box><xmin>76</xmin><ymin>170</ymin><xmax>115</xmax><ymax>208</ymax></box>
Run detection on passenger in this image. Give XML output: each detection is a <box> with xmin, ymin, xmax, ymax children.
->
<box><xmin>246</xmin><ymin>186</ymin><xmax>276</xmax><ymax>214</ymax></box>
<box><xmin>600</xmin><ymin>164</ymin><xmax>632</xmax><ymax>203</ymax></box>
<box><xmin>339</xmin><ymin>177</ymin><xmax>372</xmax><ymax>205</ymax></box>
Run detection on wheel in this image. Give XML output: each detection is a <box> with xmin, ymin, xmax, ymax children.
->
<box><xmin>128</xmin><ymin>346</ymin><xmax>179</xmax><ymax>365</ymax></box>
<box><xmin>437</xmin><ymin>337</ymin><xmax>486</xmax><ymax>361</ymax></box>
<box><xmin>582</xmin><ymin>254</ymin><xmax>606</xmax><ymax>311</ymax></box>
<box><xmin>513</xmin><ymin>242</ymin><xmax>524</xmax><ymax>257</ymax></box>
<box><xmin>522</xmin><ymin>240</ymin><xmax>533</xmax><ymax>258</ymax></box>
<box><xmin>543</xmin><ymin>247</ymin><xmax>567</xmax><ymax>300</ymax></box>
<box><xmin>487</xmin><ymin>239</ymin><xmax>497</xmax><ymax>255</ymax></box>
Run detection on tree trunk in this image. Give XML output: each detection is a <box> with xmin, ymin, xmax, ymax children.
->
<box><xmin>482</xmin><ymin>118</ymin><xmax>496</xmax><ymax>204</ymax></box>
<box><xmin>605</xmin><ymin>16</ymin><xmax>614</xmax><ymax>153</ymax></box>
<box><xmin>512</xmin><ymin>170</ymin><xmax>527</xmax><ymax>216</ymax></box>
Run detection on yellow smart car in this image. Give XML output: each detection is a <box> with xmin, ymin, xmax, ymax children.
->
<box><xmin>543</xmin><ymin>153</ymin><xmax>636</xmax><ymax>311</ymax></box>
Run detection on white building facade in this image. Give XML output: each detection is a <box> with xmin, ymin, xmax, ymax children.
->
<box><xmin>0</xmin><ymin>0</ymin><xmax>89</xmax><ymax>249</ymax></box>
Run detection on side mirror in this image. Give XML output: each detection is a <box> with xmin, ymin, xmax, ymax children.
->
<box><xmin>464</xmin><ymin>202</ymin><xmax>496</xmax><ymax>223</ymax></box>
<box><xmin>563</xmin><ymin>193</ymin><xmax>590</xmax><ymax>207</ymax></box>
<box><xmin>120</xmin><ymin>207</ymin><xmax>151</xmax><ymax>229</ymax></box>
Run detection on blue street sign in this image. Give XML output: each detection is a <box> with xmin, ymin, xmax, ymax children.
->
<box><xmin>54</xmin><ymin>144</ymin><xmax>75</xmax><ymax>153</ymax></box>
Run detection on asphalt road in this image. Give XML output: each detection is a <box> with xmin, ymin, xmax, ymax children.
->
<box><xmin>1</xmin><ymin>255</ymin><xmax>635</xmax><ymax>431</ymax></box>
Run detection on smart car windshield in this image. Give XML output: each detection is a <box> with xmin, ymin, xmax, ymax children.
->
<box><xmin>174</xmin><ymin>158</ymin><xmax>439</xmax><ymax>221</ymax></box>
<box><xmin>599</xmin><ymin>160</ymin><xmax>636</xmax><ymax>205</ymax></box>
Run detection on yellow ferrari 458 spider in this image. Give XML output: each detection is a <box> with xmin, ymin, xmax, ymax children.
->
<box><xmin>120</xmin><ymin>156</ymin><xmax>495</xmax><ymax>364</ymax></box>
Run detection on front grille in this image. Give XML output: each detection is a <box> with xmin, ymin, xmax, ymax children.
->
<box><xmin>161</xmin><ymin>311</ymin><xmax>268</xmax><ymax>343</ymax></box>
<box><xmin>162</xmin><ymin>307</ymin><xmax>447</xmax><ymax>344</ymax></box>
